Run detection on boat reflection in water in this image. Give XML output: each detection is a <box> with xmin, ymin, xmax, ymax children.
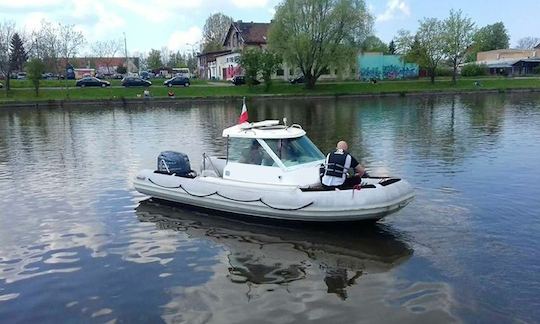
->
<box><xmin>135</xmin><ymin>199</ymin><xmax>413</xmax><ymax>300</ymax></box>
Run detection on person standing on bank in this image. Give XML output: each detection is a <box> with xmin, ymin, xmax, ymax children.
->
<box><xmin>321</xmin><ymin>141</ymin><xmax>366</xmax><ymax>189</ymax></box>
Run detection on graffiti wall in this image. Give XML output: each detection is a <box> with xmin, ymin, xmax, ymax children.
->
<box><xmin>358</xmin><ymin>54</ymin><xmax>419</xmax><ymax>80</ymax></box>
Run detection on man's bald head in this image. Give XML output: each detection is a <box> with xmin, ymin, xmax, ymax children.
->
<box><xmin>336</xmin><ymin>141</ymin><xmax>348</xmax><ymax>150</ymax></box>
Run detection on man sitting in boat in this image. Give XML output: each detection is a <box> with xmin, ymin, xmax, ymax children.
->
<box><xmin>321</xmin><ymin>141</ymin><xmax>366</xmax><ymax>190</ymax></box>
<box><xmin>240</xmin><ymin>140</ymin><xmax>263</xmax><ymax>165</ymax></box>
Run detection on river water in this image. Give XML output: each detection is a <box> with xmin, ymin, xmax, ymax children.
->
<box><xmin>0</xmin><ymin>93</ymin><xmax>539</xmax><ymax>323</ymax></box>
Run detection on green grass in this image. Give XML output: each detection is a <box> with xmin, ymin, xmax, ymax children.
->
<box><xmin>2</xmin><ymin>77</ymin><xmax>539</xmax><ymax>103</ymax></box>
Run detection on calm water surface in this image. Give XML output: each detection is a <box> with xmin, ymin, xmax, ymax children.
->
<box><xmin>1</xmin><ymin>93</ymin><xmax>539</xmax><ymax>323</ymax></box>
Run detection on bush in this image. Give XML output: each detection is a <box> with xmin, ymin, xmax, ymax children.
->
<box><xmin>435</xmin><ymin>67</ymin><xmax>453</xmax><ymax>77</ymax></box>
<box><xmin>461</xmin><ymin>64</ymin><xmax>488</xmax><ymax>77</ymax></box>
<box><xmin>533</xmin><ymin>66</ymin><xmax>540</xmax><ymax>75</ymax></box>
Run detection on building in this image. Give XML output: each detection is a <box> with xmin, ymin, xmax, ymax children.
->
<box><xmin>196</xmin><ymin>49</ymin><xmax>232</xmax><ymax>80</ymax></box>
<box><xmin>222</xmin><ymin>21</ymin><xmax>270</xmax><ymax>51</ymax></box>
<box><xmin>358</xmin><ymin>53</ymin><xmax>419</xmax><ymax>80</ymax></box>
<box><xmin>62</xmin><ymin>57</ymin><xmax>140</xmax><ymax>76</ymax></box>
<box><xmin>475</xmin><ymin>49</ymin><xmax>540</xmax><ymax>75</ymax></box>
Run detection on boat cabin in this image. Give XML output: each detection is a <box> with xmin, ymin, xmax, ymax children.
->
<box><xmin>202</xmin><ymin>120</ymin><xmax>325</xmax><ymax>187</ymax></box>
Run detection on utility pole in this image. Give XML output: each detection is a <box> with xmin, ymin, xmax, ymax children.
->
<box><xmin>123</xmin><ymin>32</ymin><xmax>128</xmax><ymax>73</ymax></box>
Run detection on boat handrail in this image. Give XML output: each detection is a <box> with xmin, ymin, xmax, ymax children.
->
<box><xmin>288</xmin><ymin>124</ymin><xmax>303</xmax><ymax>130</ymax></box>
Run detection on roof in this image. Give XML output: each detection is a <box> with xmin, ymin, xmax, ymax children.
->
<box><xmin>222</xmin><ymin>120</ymin><xmax>306</xmax><ymax>139</ymax></box>
<box><xmin>223</xmin><ymin>21</ymin><xmax>271</xmax><ymax>46</ymax></box>
<box><xmin>479</xmin><ymin>58</ymin><xmax>540</xmax><ymax>68</ymax></box>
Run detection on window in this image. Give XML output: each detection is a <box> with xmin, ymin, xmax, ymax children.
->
<box><xmin>321</xmin><ymin>67</ymin><xmax>330</xmax><ymax>75</ymax></box>
<box><xmin>227</xmin><ymin>138</ymin><xmax>276</xmax><ymax>166</ymax></box>
<box><xmin>264</xmin><ymin>136</ymin><xmax>324</xmax><ymax>167</ymax></box>
<box><xmin>276</xmin><ymin>69</ymin><xmax>284</xmax><ymax>76</ymax></box>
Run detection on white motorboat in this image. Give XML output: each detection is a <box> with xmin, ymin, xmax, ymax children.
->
<box><xmin>133</xmin><ymin>120</ymin><xmax>414</xmax><ymax>222</ymax></box>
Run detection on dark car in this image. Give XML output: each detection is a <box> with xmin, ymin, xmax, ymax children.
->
<box><xmin>122</xmin><ymin>76</ymin><xmax>152</xmax><ymax>87</ymax></box>
<box><xmin>289</xmin><ymin>75</ymin><xmax>305</xmax><ymax>84</ymax></box>
<box><xmin>230</xmin><ymin>75</ymin><xmax>260</xmax><ymax>86</ymax></box>
<box><xmin>75</xmin><ymin>77</ymin><xmax>111</xmax><ymax>87</ymax></box>
<box><xmin>163</xmin><ymin>76</ymin><xmax>190</xmax><ymax>87</ymax></box>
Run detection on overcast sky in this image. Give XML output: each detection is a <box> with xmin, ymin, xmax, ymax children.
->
<box><xmin>1</xmin><ymin>0</ymin><xmax>539</xmax><ymax>56</ymax></box>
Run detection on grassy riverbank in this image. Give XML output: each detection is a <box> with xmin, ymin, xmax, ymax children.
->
<box><xmin>2</xmin><ymin>77</ymin><xmax>540</xmax><ymax>104</ymax></box>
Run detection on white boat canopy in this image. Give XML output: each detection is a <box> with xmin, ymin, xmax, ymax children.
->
<box><xmin>222</xmin><ymin>120</ymin><xmax>306</xmax><ymax>139</ymax></box>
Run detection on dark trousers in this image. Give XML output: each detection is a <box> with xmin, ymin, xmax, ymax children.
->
<box><xmin>322</xmin><ymin>175</ymin><xmax>362</xmax><ymax>190</ymax></box>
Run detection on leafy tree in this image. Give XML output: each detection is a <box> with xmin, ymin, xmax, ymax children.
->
<box><xmin>361</xmin><ymin>35</ymin><xmax>388</xmax><ymax>53</ymax></box>
<box><xmin>474</xmin><ymin>22</ymin><xmax>509</xmax><ymax>51</ymax></box>
<box><xmin>202</xmin><ymin>13</ymin><xmax>233</xmax><ymax>52</ymax></box>
<box><xmin>466</xmin><ymin>22</ymin><xmax>510</xmax><ymax>62</ymax></box>
<box><xmin>393</xmin><ymin>29</ymin><xmax>414</xmax><ymax>55</ymax></box>
<box><xmin>416</xmin><ymin>18</ymin><xmax>445</xmax><ymax>83</ymax></box>
<box><xmin>516</xmin><ymin>37</ymin><xmax>540</xmax><ymax>49</ymax></box>
<box><xmin>0</xmin><ymin>20</ymin><xmax>16</xmax><ymax>92</ymax></box>
<box><xmin>239</xmin><ymin>48</ymin><xmax>260</xmax><ymax>87</ymax></box>
<box><xmin>388</xmin><ymin>40</ymin><xmax>396</xmax><ymax>54</ymax></box>
<box><xmin>269</xmin><ymin>0</ymin><xmax>373</xmax><ymax>89</ymax></box>
<box><xmin>9</xmin><ymin>32</ymin><xmax>27</xmax><ymax>72</ymax></box>
<box><xmin>26</xmin><ymin>58</ymin><xmax>45</xmax><ymax>96</ymax></box>
<box><xmin>259</xmin><ymin>51</ymin><xmax>281</xmax><ymax>91</ymax></box>
<box><xmin>147</xmin><ymin>49</ymin><xmax>162</xmax><ymax>70</ymax></box>
<box><xmin>90</xmin><ymin>39</ymin><xmax>122</xmax><ymax>74</ymax></box>
<box><xmin>442</xmin><ymin>9</ymin><xmax>475</xmax><ymax>83</ymax></box>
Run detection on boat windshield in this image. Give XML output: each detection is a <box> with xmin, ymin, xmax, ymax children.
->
<box><xmin>264</xmin><ymin>136</ymin><xmax>325</xmax><ymax>167</ymax></box>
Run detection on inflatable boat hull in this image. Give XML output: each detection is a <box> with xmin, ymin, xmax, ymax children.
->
<box><xmin>133</xmin><ymin>170</ymin><xmax>414</xmax><ymax>222</ymax></box>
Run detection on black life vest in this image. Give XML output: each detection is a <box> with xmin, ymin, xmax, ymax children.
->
<box><xmin>324</xmin><ymin>150</ymin><xmax>350</xmax><ymax>178</ymax></box>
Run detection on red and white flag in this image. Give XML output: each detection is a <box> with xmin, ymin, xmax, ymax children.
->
<box><xmin>238</xmin><ymin>99</ymin><xmax>248</xmax><ymax>124</ymax></box>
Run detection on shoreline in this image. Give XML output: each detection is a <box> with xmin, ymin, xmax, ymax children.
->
<box><xmin>1</xmin><ymin>87</ymin><xmax>540</xmax><ymax>109</ymax></box>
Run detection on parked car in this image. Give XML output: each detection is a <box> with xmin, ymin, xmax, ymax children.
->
<box><xmin>75</xmin><ymin>77</ymin><xmax>111</xmax><ymax>87</ymax></box>
<box><xmin>0</xmin><ymin>82</ymin><xmax>3</xmax><ymax>88</ymax></box>
<box><xmin>230</xmin><ymin>75</ymin><xmax>260</xmax><ymax>86</ymax></box>
<box><xmin>289</xmin><ymin>75</ymin><xmax>305</xmax><ymax>84</ymax></box>
<box><xmin>42</xmin><ymin>72</ymin><xmax>55</xmax><ymax>79</ymax></box>
<box><xmin>163</xmin><ymin>76</ymin><xmax>190</xmax><ymax>87</ymax></box>
<box><xmin>17</xmin><ymin>72</ymin><xmax>27</xmax><ymax>80</ymax></box>
<box><xmin>122</xmin><ymin>76</ymin><xmax>152</xmax><ymax>87</ymax></box>
<box><xmin>139</xmin><ymin>71</ymin><xmax>155</xmax><ymax>80</ymax></box>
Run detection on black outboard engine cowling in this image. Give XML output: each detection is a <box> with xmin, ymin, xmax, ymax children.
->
<box><xmin>157</xmin><ymin>151</ymin><xmax>192</xmax><ymax>176</ymax></box>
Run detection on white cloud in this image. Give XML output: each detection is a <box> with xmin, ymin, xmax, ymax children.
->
<box><xmin>167</xmin><ymin>26</ymin><xmax>203</xmax><ymax>52</ymax></box>
<box><xmin>115</xmin><ymin>0</ymin><xmax>200</xmax><ymax>23</ymax></box>
<box><xmin>376</xmin><ymin>0</ymin><xmax>410</xmax><ymax>23</ymax></box>
<box><xmin>231</xmin><ymin>0</ymin><xmax>268</xmax><ymax>9</ymax></box>
<box><xmin>0</xmin><ymin>0</ymin><xmax>62</xmax><ymax>10</ymax></box>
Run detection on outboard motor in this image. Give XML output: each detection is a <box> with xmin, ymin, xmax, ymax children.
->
<box><xmin>157</xmin><ymin>151</ymin><xmax>192</xmax><ymax>176</ymax></box>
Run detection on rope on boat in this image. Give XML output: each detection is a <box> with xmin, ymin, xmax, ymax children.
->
<box><xmin>147</xmin><ymin>178</ymin><xmax>314</xmax><ymax>211</ymax></box>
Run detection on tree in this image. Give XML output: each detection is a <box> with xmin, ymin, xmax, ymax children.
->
<box><xmin>361</xmin><ymin>35</ymin><xmax>388</xmax><ymax>53</ymax></box>
<box><xmin>466</xmin><ymin>22</ymin><xmax>510</xmax><ymax>62</ymax></box>
<box><xmin>26</xmin><ymin>58</ymin><xmax>45</xmax><ymax>96</ymax></box>
<box><xmin>393</xmin><ymin>29</ymin><xmax>413</xmax><ymax>55</ymax></box>
<box><xmin>147</xmin><ymin>49</ymin><xmax>162</xmax><ymax>70</ymax></box>
<box><xmin>269</xmin><ymin>0</ymin><xmax>373</xmax><ymax>89</ymax></box>
<box><xmin>416</xmin><ymin>18</ymin><xmax>445</xmax><ymax>83</ymax></box>
<box><xmin>90</xmin><ymin>39</ymin><xmax>122</xmax><ymax>74</ymax></box>
<box><xmin>27</xmin><ymin>20</ymin><xmax>60</xmax><ymax>74</ymax></box>
<box><xmin>9</xmin><ymin>32</ymin><xmax>27</xmax><ymax>72</ymax></box>
<box><xmin>388</xmin><ymin>40</ymin><xmax>396</xmax><ymax>54</ymax></box>
<box><xmin>516</xmin><ymin>37</ymin><xmax>540</xmax><ymax>49</ymax></box>
<box><xmin>202</xmin><ymin>13</ymin><xmax>233</xmax><ymax>52</ymax></box>
<box><xmin>442</xmin><ymin>9</ymin><xmax>475</xmax><ymax>83</ymax></box>
<box><xmin>0</xmin><ymin>20</ymin><xmax>16</xmax><ymax>92</ymax></box>
<box><xmin>259</xmin><ymin>51</ymin><xmax>281</xmax><ymax>91</ymax></box>
<box><xmin>239</xmin><ymin>48</ymin><xmax>260</xmax><ymax>87</ymax></box>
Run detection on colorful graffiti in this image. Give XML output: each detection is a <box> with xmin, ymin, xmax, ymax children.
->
<box><xmin>358</xmin><ymin>54</ymin><xmax>418</xmax><ymax>80</ymax></box>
